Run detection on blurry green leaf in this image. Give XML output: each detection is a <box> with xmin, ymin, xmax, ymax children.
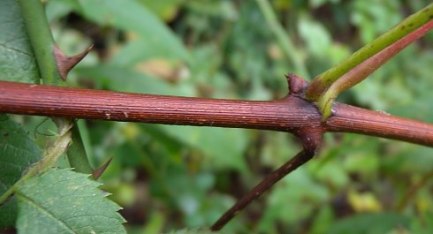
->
<box><xmin>350</xmin><ymin>48</ymin><xmax>416</xmax><ymax>111</ymax></box>
<box><xmin>299</xmin><ymin>16</ymin><xmax>332</xmax><ymax>58</ymax></box>
<box><xmin>351</xmin><ymin>1</ymin><xmax>402</xmax><ymax>43</ymax></box>
<box><xmin>351</xmin><ymin>74</ymin><xmax>389</xmax><ymax>110</ymax></box>
<box><xmin>161</xmin><ymin>126</ymin><xmax>248</xmax><ymax>170</ymax></box>
<box><xmin>16</xmin><ymin>168</ymin><xmax>125</xmax><ymax>234</ymax></box>
<box><xmin>309</xmin><ymin>160</ymin><xmax>349</xmax><ymax>190</ymax></box>
<box><xmin>327</xmin><ymin>213</ymin><xmax>410</xmax><ymax>234</ymax></box>
<box><xmin>188</xmin><ymin>45</ymin><xmax>222</xmax><ymax>84</ymax></box>
<box><xmin>388</xmin><ymin>50</ymin><xmax>433</xmax><ymax>120</ymax></box>
<box><xmin>45</xmin><ymin>0</ymin><xmax>77</xmax><ymax>22</ymax></box>
<box><xmin>390</xmin><ymin>94</ymin><xmax>433</xmax><ymax>121</ymax></box>
<box><xmin>386</xmin><ymin>144</ymin><xmax>433</xmax><ymax>174</ymax></box>
<box><xmin>310</xmin><ymin>0</ymin><xmax>341</xmax><ymax>8</ymax></box>
<box><xmin>186</xmin><ymin>1</ymin><xmax>238</xmax><ymax>20</ymax></box>
<box><xmin>0</xmin><ymin>0</ymin><xmax>39</xmax><ymax>83</ymax></box>
<box><xmin>261</xmin><ymin>132</ymin><xmax>299</xmax><ymax>167</ymax></box>
<box><xmin>258</xmin><ymin>167</ymin><xmax>329</xmax><ymax>232</ymax></box>
<box><xmin>310</xmin><ymin>205</ymin><xmax>335</xmax><ymax>234</ymax></box>
<box><xmin>76</xmin><ymin>65</ymin><xmax>194</xmax><ymax>96</ymax></box>
<box><xmin>410</xmin><ymin>210</ymin><xmax>433</xmax><ymax>234</ymax></box>
<box><xmin>0</xmin><ymin>115</ymin><xmax>42</xmax><ymax>228</ymax></box>
<box><xmin>141</xmin><ymin>211</ymin><xmax>165</xmax><ymax>234</ymax></box>
<box><xmin>76</xmin><ymin>0</ymin><xmax>189</xmax><ymax>60</ymax></box>
<box><xmin>147</xmin><ymin>166</ymin><xmax>236</xmax><ymax>228</ymax></box>
<box><xmin>138</xmin><ymin>0</ymin><xmax>183</xmax><ymax>21</ymax></box>
<box><xmin>167</xmin><ymin>228</ymin><xmax>215</xmax><ymax>234</ymax></box>
<box><xmin>344</xmin><ymin>152</ymin><xmax>379</xmax><ymax>175</ymax></box>
<box><xmin>110</xmin><ymin>40</ymin><xmax>183</xmax><ymax>66</ymax></box>
<box><xmin>225</xmin><ymin>2</ymin><xmax>271</xmax><ymax>85</ymax></box>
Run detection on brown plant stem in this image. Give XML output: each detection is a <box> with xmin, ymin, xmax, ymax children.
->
<box><xmin>211</xmin><ymin>149</ymin><xmax>315</xmax><ymax>231</ymax></box>
<box><xmin>211</xmin><ymin>127</ymin><xmax>322</xmax><ymax>231</ymax></box>
<box><xmin>326</xmin><ymin>103</ymin><xmax>433</xmax><ymax>147</ymax></box>
<box><xmin>1</xmin><ymin>81</ymin><xmax>433</xmax><ymax>147</ymax></box>
<box><xmin>0</xmin><ymin>81</ymin><xmax>322</xmax><ymax>131</ymax></box>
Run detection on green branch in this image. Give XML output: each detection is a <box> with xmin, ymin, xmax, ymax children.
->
<box><xmin>17</xmin><ymin>0</ymin><xmax>60</xmax><ymax>84</ymax></box>
<box><xmin>17</xmin><ymin>0</ymin><xmax>93</xmax><ymax>174</ymax></box>
<box><xmin>306</xmin><ymin>3</ymin><xmax>433</xmax><ymax>102</ymax></box>
<box><xmin>317</xmin><ymin>19</ymin><xmax>433</xmax><ymax>119</ymax></box>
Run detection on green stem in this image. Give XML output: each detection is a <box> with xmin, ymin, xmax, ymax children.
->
<box><xmin>17</xmin><ymin>0</ymin><xmax>93</xmax><ymax>173</ymax></box>
<box><xmin>255</xmin><ymin>0</ymin><xmax>309</xmax><ymax>78</ymax></box>
<box><xmin>318</xmin><ymin>19</ymin><xmax>433</xmax><ymax>119</ymax></box>
<box><xmin>76</xmin><ymin>120</ymin><xmax>94</xmax><ymax>166</ymax></box>
<box><xmin>17</xmin><ymin>0</ymin><xmax>60</xmax><ymax>84</ymax></box>
<box><xmin>306</xmin><ymin>3</ymin><xmax>433</xmax><ymax>101</ymax></box>
<box><xmin>67</xmin><ymin>122</ymin><xmax>93</xmax><ymax>174</ymax></box>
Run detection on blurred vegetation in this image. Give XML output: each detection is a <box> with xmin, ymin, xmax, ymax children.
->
<box><xmin>20</xmin><ymin>0</ymin><xmax>433</xmax><ymax>233</ymax></box>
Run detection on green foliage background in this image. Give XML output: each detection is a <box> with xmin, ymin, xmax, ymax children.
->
<box><xmin>4</xmin><ymin>0</ymin><xmax>433</xmax><ymax>233</ymax></box>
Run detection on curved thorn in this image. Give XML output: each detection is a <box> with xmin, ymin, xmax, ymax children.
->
<box><xmin>54</xmin><ymin>45</ymin><xmax>93</xmax><ymax>81</ymax></box>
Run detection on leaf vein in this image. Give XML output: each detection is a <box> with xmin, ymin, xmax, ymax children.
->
<box><xmin>0</xmin><ymin>41</ymin><xmax>32</xmax><ymax>56</ymax></box>
<box><xmin>17</xmin><ymin>191</ymin><xmax>75</xmax><ymax>234</ymax></box>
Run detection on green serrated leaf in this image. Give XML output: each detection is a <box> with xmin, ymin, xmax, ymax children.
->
<box><xmin>0</xmin><ymin>0</ymin><xmax>39</xmax><ymax>83</ymax></box>
<box><xmin>0</xmin><ymin>115</ymin><xmax>42</xmax><ymax>228</ymax></box>
<box><xmin>76</xmin><ymin>0</ymin><xmax>189</xmax><ymax>61</ymax></box>
<box><xmin>16</xmin><ymin>168</ymin><xmax>126</xmax><ymax>234</ymax></box>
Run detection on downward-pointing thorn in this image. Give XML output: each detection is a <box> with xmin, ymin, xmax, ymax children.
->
<box><xmin>54</xmin><ymin>45</ymin><xmax>93</xmax><ymax>81</ymax></box>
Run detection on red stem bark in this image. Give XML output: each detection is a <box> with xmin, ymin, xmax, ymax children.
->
<box><xmin>0</xmin><ymin>80</ymin><xmax>432</xmax><ymax>147</ymax></box>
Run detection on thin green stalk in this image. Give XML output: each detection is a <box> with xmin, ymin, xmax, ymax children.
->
<box><xmin>76</xmin><ymin>119</ymin><xmax>94</xmax><ymax>165</ymax></box>
<box><xmin>67</xmin><ymin>122</ymin><xmax>93</xmax><ymax>174</ymax></box>
<box><xmin>17</xmin><ymin>0</ymin><xmax>93</xmax><ymax>173</ymax></box>
<box><xmin>318</xmin><ymin>19</ymin><xmax>433</xmax><ymax>119</ymax></box>
<box><xmin>255</xmin><ymin>0</ymin><xmax>309</xmax><ymax>78</ymax></box>
<box><xmin>17</xmin><ymin>0</ymin><xmax>60</xmax><ymax>84</ymax></box>
<box><xmin>306</xmin><ymin>3</ymin><xmax>433</xmax><ymax>101</ymax></box>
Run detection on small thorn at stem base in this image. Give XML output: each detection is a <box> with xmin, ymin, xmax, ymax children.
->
<box><xmin>285</xmin><ymin>73</ymin><xmax>309</xmax><ymax>96</ymax></box>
